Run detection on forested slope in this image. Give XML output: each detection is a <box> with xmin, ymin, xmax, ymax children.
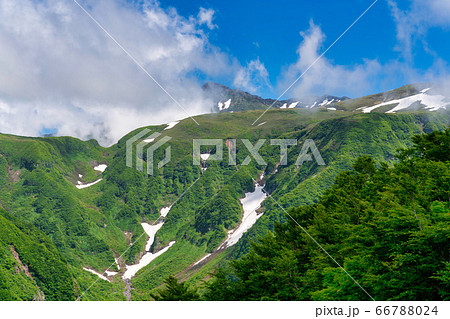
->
<box><xmin>203</xmin><ymin>129</ymin><xmax>450</xmax><ymax>300</ymax></box>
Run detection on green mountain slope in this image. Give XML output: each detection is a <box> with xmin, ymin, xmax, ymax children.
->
<box><xmin>0</xmin><ymin>134</ymin><xmax>128</xmax><ymax>300</ymax></box>
<box><xmin>204</xmin><ymin>129</ymin><xmax>450</xmax><ymax>300</ymax></box>
<box><xmin>109</xmin><ymin>109</ymin><xmax>449</xmax><ymax>300</ymax></box>
<box><xmin>230</xmin><ymin>111</ymin><xmax>449</xmax><ymax>259</ymax></box>
<box><xmin>0</xmin><ymin>88</ymin><xmax>448</xmax><ymax>300</ymax></box>
<box><xmin>0</xmin><ymin>207</ymin><xmax>74</xmax><ymax>300</ymax></box>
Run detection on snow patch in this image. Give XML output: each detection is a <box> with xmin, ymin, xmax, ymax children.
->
<box><xmin>122</xmin><ymin>241</ymin><xmax>176</xmax><ymax>280</ymax></box>
<box><xmin>143</xmin><ymin>137</ymin><xmax>155</xmax><ymax>143</ymax></box>
<box><xmin>193</xmin><ymin>253</ymin><xmax>212</xmax><ymax>266</ymax></box>
<box><xmin>141</xmin><ymin>222</ymin><xmax>164</xmax><ymax>251</ymax></box>
<box><xmin>105</xmin><ymin>270</ymin><xmax>118</xmax><ymax>277</ymax></box>
<box><xmin>361</xmin><ymin>91</ymin><xmax>448</xmax><ymax>113</ymax></box>
<box><xmin>319</xmin><ymin>99</ymin><xmax>329</xmax><ymax>106</ymax></box>
<box><xmin>288</xmin><ymin>102</ymin><xmax>299</xmax><ymax>108</ymax></box>
<box><xmin>83</xmin><ymin>268</ymin><xmax>109</xmax><ymax>282</ymax></box>
<box><xmin>327</xmin><ymin>107</ymin><xmax>337</xmax><ymax>111</ymax></box>
<box><xmin>121</xmin><ymin>204</ymin><xmax>175</xmax><ymax>280</ymax></box>
<box><xmin>307</xmin><ymin>101</ymin><xmax>318</xmax><ymax>108</ymax></box>
<box><xmin>218</xmin><ymin>184</ymin><xmax>267</xmax><ymax>249</ymax></box>
<box><xmin>76</xmin><ymin>178</ymin><xmax>102</xmax><ymax>189</ymax></box>
<box><xmin>164</xmin><ymin>121</ymin><xmax>180</xmax><ymax>130</ymax></box>
<box><xmin>160</xmin><ymin>206</ymin><xmax>172</xmax><ymax>218</ymax></box>
<box><xmin>320</xmin><ymin>99</ymin><xmax>335</xmax><ymax>107</ymax></box>
<box><xmin>280</xmin><ymin>103</ymin><xmax>287</xmax><ymax>109</ymax></box>
<box><xmin>94</xmin><ymin>164</ymin><xmax>107</xmax><ymax>173</ymax></box>
<box><xmin>224</xmin><ymin>99</ymin><xmax>231</xmax><ymax>109</ymax></box>
<box><xmin>218</xmin><ymin>99</ymin><xmax>232</xmax><ymax>111</ymax></box>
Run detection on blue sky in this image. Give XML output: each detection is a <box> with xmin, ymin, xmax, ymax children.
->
<box><xmin>158</xmin><ymin>0</ymin><xmax>450</xmax><ymax>98</ymax></box>
<box><xmin>160</xmin><ymin>0</ymin><xmax>394</xmax><ymax>84</ymax></box>
<box><xmin>0</xmin><ymin>0</ymin><xmax>449</xmax><ymax>144</ymax></box>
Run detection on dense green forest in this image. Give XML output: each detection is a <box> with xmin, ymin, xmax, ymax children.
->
<box><xmin>0</xmin><ymin>207</ymin><xmax>75</xmax><ymax>300</ymax></box>
<box><xmin>198</xmin><ymin>129</ymin><xmax>450</xmax><ymax>300</ymax></box>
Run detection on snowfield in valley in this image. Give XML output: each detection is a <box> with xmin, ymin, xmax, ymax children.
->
<box><xmin>218</xmin><ymin>184</ymin><xmax>267</xmax><ymax>249</ymax></box>
<box><xmin>122</xmin><ymin>206</ymin><xmax>175</xmax><ymax>280</ymax></box>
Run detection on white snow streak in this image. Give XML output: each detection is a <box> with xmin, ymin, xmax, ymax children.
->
<box><xmin>141</xmin><ymin>222</ymin><xmax>164</xmax><ymax>251</ymax></box>
<box><xmin>76</xmin><ymin>178</ymin><xmax>102</xmax><ymax>189</ymax></box>
<box><xmin>122</xmin><ymin>241</ymin><xmax>176</xmax><ymax>280</ymax></box>
<box><xmin>143</xmin><ymin>137</ymin><xmax>155</xmax><ymax>143</ymax></box>
<box><xmin>218</xmin><ymin>184</ymin><xmax>267</xmax><ymax>249</ymax></box>
<box><xmin>193</xmin><ymin>253</ymin><xmax>212</xmax><ymax>266</ymax></box>
<box><xmin>83</xmin><ymin>268</ymin><xmax>109</xmax><ymax>282</ymax></box>
<box><xmin>288</xmin><ymin>102</ymin><xmax>299</xmax><ymax>108</ymax></box>
<box><xmin>105</xmin><ymin>270</ymin><xmax>118</xmax><ymax>276</ymax></box>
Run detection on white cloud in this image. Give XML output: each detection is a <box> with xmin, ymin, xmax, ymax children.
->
<box><xmin>0</xmin><ymin>0</ymin><xmax>234</xmax><ymax>145</ymax></box>
<box><xmin>420</xmin><ymin>0</ymin><xmax>450</xmax><ymax>26</ymax></box>
<box><xmin>278</xmin><ymin>11</ymin><xmax>450</xmax><ymax>99</ymax></box>
<box><xmin>197</xmin><ymin>7</ymin><xmax>217</xmax><ymax>30</ymax></box>
<box><xmin>386</xmin><ymin>0</ymin><xmax>450</xmax><ymax>92</ymax></box>
<box><xmin>233</xmin><ymin>58</ymin><xmax>271</xmax><ymax>94</ymax></box>
<box><xmin>278</xmin><ymin>21</ymin><xmax>382</xmax><ymax>98</ymax></box>
<box><xmin>388</xmin><ymin>0</ymin><xmax>450</xmax><ymax>62</ymax></box>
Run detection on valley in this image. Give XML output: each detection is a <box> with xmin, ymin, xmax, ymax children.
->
<box><xmin>0</xmin><ymin>84</ymin><xmax>449</xmax><ymax>301</ymax></box>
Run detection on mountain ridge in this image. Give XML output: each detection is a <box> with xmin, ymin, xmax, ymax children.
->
<box><xmin>202</xmin><ymin>82</ymin><xmax>449</xmax><ymax>115</ymax></box>
<box><xmin>202</xmin><ymin>82</ymin><xmax>349</xmax><ymax>112</ymax></box>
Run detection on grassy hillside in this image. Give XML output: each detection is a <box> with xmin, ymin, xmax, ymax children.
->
<box><xmin>0</xmin><ymin>133</ymin><xmax>128</xmax><ymax>300</ymax></box>
<box><xmin>333</xmin><ymin>84</ymin><xmax>430</xmax><ymax>112</ymax></box>
<box><xmin>0</xmin><ymin>207</ymin><xmax>74</xmax><ymax>300</ymax></box>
